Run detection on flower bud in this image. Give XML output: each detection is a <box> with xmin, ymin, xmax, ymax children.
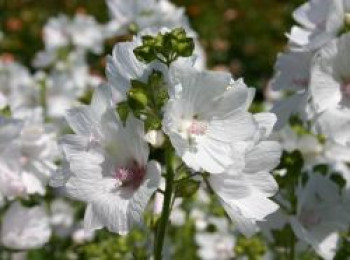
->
<box><xmin>144</xmin><ymin>130</ymin><xmax>165</xmax><ymax>148</ymax></box>
<box><xmin>345</xmin><ymin>13</ymin><xmax>350</xmax><ymax>26</ymax></box>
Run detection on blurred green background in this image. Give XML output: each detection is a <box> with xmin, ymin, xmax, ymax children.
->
<box><xmin>0</xmin><ymin>0</ymin><xmax>303</xmax><ymax>94</ymax></box>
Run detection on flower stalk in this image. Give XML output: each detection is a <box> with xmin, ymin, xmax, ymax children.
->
<box><xmin>154</xmin><ymin>148</ymin><xmax>175</xmax><ymax>260</ymax></box>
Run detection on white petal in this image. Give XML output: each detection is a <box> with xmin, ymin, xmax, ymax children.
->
<box><xmin>253</xmin><ymin>112</ymin><xmax>277</xmax><ymax>138</ymax></box>
<box><xmin>91</xmin><ymin>83</ymin><xmax>114</xmax><ymax>117</ymax></box>
<box><xmin>84</xmin><ymin>203</ymin><xmax>103</xmax><ymax>231</ymax></box>
<box><xmin>127</xmin><ymin>160</ymin><xmax>161</xmax><ymax>227</ymax></box>
<box><xmin>245</xmin><ymin>141</ymin><xmax>282</xmax><ymax>173</ymax></box>
<box><xmin>65</xmin><ymin>106</ymin><xmax>100</xmax><ymax>137</ymax></box>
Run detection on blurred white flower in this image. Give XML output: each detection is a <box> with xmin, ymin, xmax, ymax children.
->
<box><xmin>106</xmin><ymin>0</ymin><xmax>188</xmax><ymax>35</ymax></box>
<box><xmin>1</xmin><ymin>202</ymin><xmax>51</xmax><ymax>250</ymax></box>
<box><xmin>288</xmin><ymin>0</ymin><xmax>347</xmax><ymax>51</ymax></box>
<box><xmin>0</xmin><ymin>59</ymin><xmax>39</xmax><ymax>111</ymax></box>
<box><xmin>43</xmin><ymin>14</ymin><xmax>70</xmax><ymax>50</ymax></box>
<box><xmin>0</xmin><ymin>111</ymin><xmax>57</xmax><ymax>201</ymax></box>
<box><xmin>290</xmin><ymin>174</ymin><xmax>350</xmax><ymax>260</ymax></box>
<box><xmin>69</xmin><ymin>14</ymin><xmax>106</xmax><ymax>54</ymax></box>
<box><xmin>50</xmin><ymin>199</ymin><xmax>75</xmax><ymax>237</ymax></box>
<box><xmin>42</xmin><ymin>13</ymin><xmax>108</xmax><ymax>55</ymax></box>
<box><xmin>310</xmin><ymin>33</ymin><xmax>350</xmax><ymax>144</ymax></box>
<box><xmin>269</xmin><ymin>50</ymin><xmax>315</xmax><ymax>130</ymax></box>
<box><xmin>55</xmin><ymin>85</ymin><xmax>161</xmax><ymax>234</ymax></box>
<box><xmin>14</xmin><ymin>108</ymin><xmax>58</xmax><ymax>194</ymax></box>
<box><xmin>0</xmin><ymin>117</ymin><xmax>26</xmax><ymax>204</ymax></box>
<box><xmin>271</xmin><ymin>51</ymin><xmax>312</xmax><ymax>92</ymax></box>
<box><xmin>72</xmin><ymin>225</ymin><xmax>95</xmax><ymax>244</ymax></box>
<box><xmin>195</xmin><ymin>218</ymin><xmax>235</xmax><ymax>260</ymax></box>
<box><xmin>106</xmin><ymin>1</ymin><xmax>206</xmax><ymax>69</ymax></box>
<box><xmin>273</xmin><ymin>126</ymin><xmax>350</xmax><ymax>168</ymax></box>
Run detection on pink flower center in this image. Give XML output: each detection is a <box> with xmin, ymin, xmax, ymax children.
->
<box><xmin>115</xmin><ymin>160</ymin><xmax>146</xmax><ymax>189</ymax></box>
<box><xmin>292</xmin><ymin>78</ymin><xmax>308</xmax><ymax>89</ymax></box>
<box><xmin>341</xmin><ymin>81</ymin><xmax>350</xmax><ymax>98</ymax></box>
<box><xmin>187</xmin><ymin>120</ymin><xmax>207</xmax><ymax>135</ymax></box>
<box><xmin>299</xmin><ymin>208</ymin><xmax>321</xmax><ymax>229</ymax></box>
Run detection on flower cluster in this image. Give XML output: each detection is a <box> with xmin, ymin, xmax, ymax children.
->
<box><xmin>267</xmin><ymin>0</ymin><xmax>350</xmax><ymax>258</ymax></box>
<box><xmin>2</xmin><ymin>0</ymin><xmax>350</xmax><ymax>259</ymax></box>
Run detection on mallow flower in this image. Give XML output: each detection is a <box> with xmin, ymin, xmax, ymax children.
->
<box><xmin>106</xmin><ymin>28</ymin><xmax>198</xmax><ymax>102</ymax></box>
<box><xmin>269</xmin><ymin>50</ymin><xmax>314</xmax><ymax>130</ymax></box>
<box><xmin>288</xmin><ymin>0</ymin><xmax>348</xmax><ymax>51</ymax></box>
<box><xmin>106</xmin><ymin>0</ymin><xmax>189</xmax><ymax>36</ymax></box>
<box><xmin>310</xmin><ymin>32</ymin><xmax>350</xmax><ymax>144</ymax></box>
<box><xmin>13</xmin><ymin>108</ymin><xmax>58</xmax><ymax>195</ymax></box>
<box><xmin>290</xmin><ymin>174</ymin><xmax>349</xmax><ymax>260</ymax></box>
<box><xmin>106</xmin><ymin>1</ymin><xmax>206</xmax><ymax>69</ymax></box>
<box><xmin>0</xmin><ymin>110</ymin><xmax>57</xmax><ymax>201</ymax></box>
<box><xmin>0</xmin><ymin>117</ymin><xmax>26</xmax><ymax>204</ymax></box>
<box><xmin>1</xmin><ymin>202</ymin><xmax>51</xmax><ymax>250</ymax></box>
<box><xmin>56</xmin><ymin>85</ymin><xmax>161</xmax><ymax>234</ymax></box>
<box><xmin>0</xmin><ymin>59</ymin><xmax>39</xmax><ymax>111</ymax></box>
<box><xmin>208</xmin><ymin>113</ymin><xmax>281</xmax><ymax>236</ymax></box>
<box><xmin>163</xmin><ymin>63</ymin><xmax>257</xmax><ymax>174</ymax></box>
<box><xmin>195</xmin><ymin>218</ymin><xmax>235</xmax><ymax>260</ymax></box>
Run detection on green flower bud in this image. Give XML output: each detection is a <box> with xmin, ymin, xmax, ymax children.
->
<box><xmin>171</xmin><ymin>28</ymin><xmax>187</xmax><ymax>40</ymax></box>
<box><xmin>176</xmin><ymin>38</ymin><xmax>195</xmax><ymax>57</ymax></box>
<box><xmin>175</xmin><ymin>179</ymin><xmax>200</xmax><ymax>198</ymax></box>
<box><xmin>127</xmin><ymin>88</ymin><xmax>148</xmax><ymax>110</ymax></box>
<box><xmin>133</xmin><ymin>45</ymin><xmax>156</xmax><ymax>63</ymax></box>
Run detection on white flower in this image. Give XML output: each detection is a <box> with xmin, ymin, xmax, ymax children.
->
<box><xmin>1</xmin><ymin>202</ymin><xmax>51</xmax><ymax>250</ymax></box>
<box><xmin>0</xmin><ymin>108</ymin><xmax>58</xmax><ymax>201</ymax></box>
<box><xmin>106</xmin><ymin>0</ymin><xmax>206</xmax><ymax>69</ymax></box>
<box><xmin>273</xmin><ymin>126</ymin><xmax>350</xmax><ymax>168</ymax></box>
<box><xmin>310</xmin><ymin>32</ymin><xmax>350</xmax><ymax>143</ymax></box>
<box><xmin>163</xmin><ymin>63</ymin><xmax>257</xmax><ymax>174</ymax></box>
<box><xmin>56</xmin><ymin>85</ymin><xmax>161</xmax><ymax>234</ymax></box>
<box><xmin>195</xmin><ymin>218</ymin><xmax>235</xmax><ymax>260</ymax></box>
<box><xmin>271</xmin><ymin>51</ymin><xmax>312</xmax><ymax>92</ymax></box>
<box><xmin>270</xmin><ymin>89</ymin><xmax>311</xmax><ymax>130</ymax></box>
<box><xmin>0</xmin><ymin>59</ymin><xmax>39</xmax><ymax>111</ymax></box>
<box><xmin>43</xmin><ymin>15</ymin><xmax>70</xmax><ymax>50</ymax></box>
<box><xmin>208</xmin><ymin>138</ymin><xmax>281</xmax><ymax>236</ymax></box>
<box><xmin>106</xmin><ymin>37</ymin><xmax>152</xmax><ymax>102</ymax></box>
<box><xmin>51</xmin><ymin>199</ymin><xmax>74</xmax><ymax>229</ymax></box>
<box><xmin>288</xmin><ymin>0</ymin><xmax>347</xmax><ymax>51</ymax></box>
<box><xmin>72</xmin><ymin>224</ymin><xmax>95</xmax><ymax>244</ymax></box>
<box><xmin>42</xmin><ymin>14</ymin><xmax>107</xmax><ymax>54</ymax></box>
<box><xmin>106</xmin><ymin>0</ymin><xmax>188</xmax><ymax>35</ymax></box>
<box><xmin>269</xmin><ymin>50</ymin><xmax>315</xmax><ymax>130</ymax></box>
<box><xmin>41</xmin><ymin>50</ymin><xmax>95</xmax><ymax>118</ymax></box>
<box><xmin>69</xmin><ymin>14</ymin><xmax>106</xmax><ymax>54</ymax></box>
<box><xmin>290</xmin><ymin>174</ymin><xmax>349</xmax><ymax>260</ymax></box>
<box><xmin>14</xmin><ymin>108</ymin><xmax>58</xmax><ymax>194</ymax></box>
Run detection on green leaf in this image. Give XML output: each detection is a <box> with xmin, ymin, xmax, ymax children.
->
<box><xmin>116</xmin><ymin>101</ymin><xmax>130</xmax><ymax>124</ymax></box>
<box><xmin>175</xmin><ymin>179</ymin><xmax>200</xmax><ymax>198</ymax></box>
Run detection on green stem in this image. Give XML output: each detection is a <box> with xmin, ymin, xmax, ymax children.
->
<box><xmin>39</xmin><ymin>79</ymin><xmax>47</xmax><ymax>120</ymax></box>
<box><xmin>289</xmin><ymin>228</ymin><xmax>295</xmax><ymax>260</ymax></box>
<box><xmin>154</xmin><ymin>149</ymin><xmax>175</xmax><ymax>260</ymax></box>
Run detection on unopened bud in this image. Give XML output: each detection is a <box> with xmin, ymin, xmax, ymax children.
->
<box><xmin>144</xmin><ymin>130</ymin><xmax>165</xmax><ymax>148</ymax></box>
<box><xmin>127</xmin><ymin>88</ymin><xmax>148</xmax><ymax>110</ymax></box>
<box><xmin>345</xmin><ymin>13</ymin><xmax>350</xmax><ymax>26</ymax></box>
